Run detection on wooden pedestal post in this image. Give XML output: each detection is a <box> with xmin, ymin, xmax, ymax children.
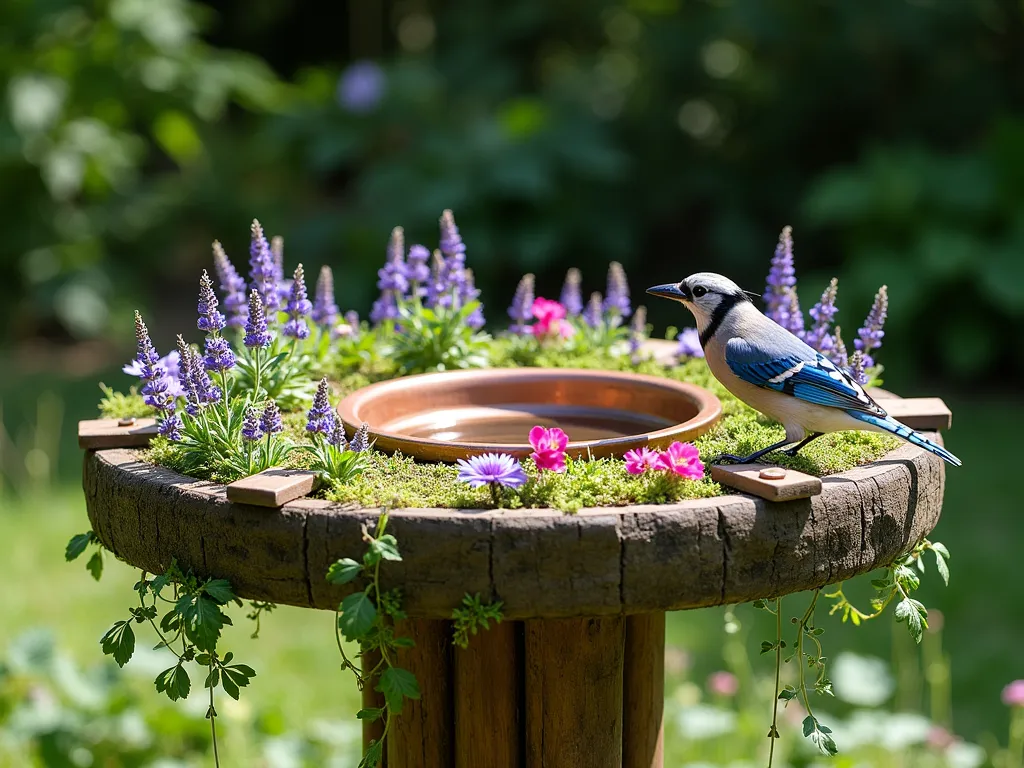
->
<box><xmin>623</xmin><ymin>613</ymin><xmax>666</xmax><ymax>768</ymax></box>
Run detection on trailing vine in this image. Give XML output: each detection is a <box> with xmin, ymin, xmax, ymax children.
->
<box><xmin>756</xmin><ymin>537</ymin><xmax>950</xmax><ymax>764</ymax></box>
<box><xmin>451</xmin><ymin>593</ymin><xmax>505</xmax><ymax>649</ymax></box>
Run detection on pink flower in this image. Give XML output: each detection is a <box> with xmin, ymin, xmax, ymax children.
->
<box><xmin>655</xmin><ymin>441</ymin><xmax>704</xmax><ymax>480</ymax></box>
<box><xmin>707</xmin><ymin>671</ymin><xmax>739</xmax><ymax>697</ymax></box>
<box><xmin>1003</xmin><ymin>680</ymin><xmax>1024</xmax><ymax>707</ymax></box>
<box><xmin>529</xmin><ymin>425</ymin><xmax>569</xmax><ymax>473</ymax></box>
<box><xmin>624</xmin><ymin>447</ymin><xmax>660</xmax><ymax>475</ymax></box>
<box><xmin>531</xmin><ymin>297</ymin><xmax>574</xmax><ymax>340</ymax></box>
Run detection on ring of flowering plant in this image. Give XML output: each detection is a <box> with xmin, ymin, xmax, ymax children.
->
<box><xmin>656</xmin><ymin>441</ymin><xmax>705</xmax><ymax>479</ymax></box>
<box><xmin>528</xmin><ymin>426</ymin><xmax>568</xmax><ymax>473</ymax></box>
<box><xmin>456</xmin><ymin>452</ymin><xmax>528</xmax><ymax>506</ymax></box>
<box><xmin>623</xmin><ymin>446</ymin><xmax>660</xmax><ymax>475</ymax></box>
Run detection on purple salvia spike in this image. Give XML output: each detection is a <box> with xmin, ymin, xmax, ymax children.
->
<box><xmin>406</xmin><ymin>245</ymin><xmax>431</xmax><ymax>292</ymax></box>
<box><xmin>328</xmin><ymin>420</ymin><xmax>347</xmax><ymax>449</ymax></box>
<box><xmin>560</xmin><ymin>268</ymin><xmax>583</xmax><ymax>316</ymax></box>
<box><xmin>603</xmin><ymin>262</ymin><xmax>632</xmax><ymax>319</ymax></box>
<box><xmin>243</xmin><ymin>289</ymin><xmax>273</xmax><ymax>348</ymax></box>
<box><xmin>306</xmin><ymin>377</ymin><xmax>335</xmax><ymax>435</ymax></box>
<box><xmin>203</xmin><ymin>335</ymin><xmax>235</xmax><ymax>373</ymax></box>
<box><xmin>350</xmin><ymin>422</ymin><xmax>371</xmax><ymax>452</ymax></box>
<box><xmin>197</xmin><ymin>270</ymin><xmax>226</xmax><ymax>334</ymax></box>
<box><xmin>249</xmin><ymin>219</ymin><xmax>280</xmax><ymax>313</ymax></box>
<box><xmin>283</xmin><ymin>263</ymin><xmax>312</xmax><ymax>340</ymax></box>
<box><xmin>158</xmin><ymin>413</ymin><xmax>182</xmax><ymax>441</ymax></box>
<box><xmin>676</xmin><ymin>328</ymin><xmax>704</xmax><ymax>359</ymax></box>
<box><xmin>312</xmin><ymin>266</ymin><xmax>340</xmax><ymax>328</ymax></box>
<box><xmin>764</xmin><ymin>225</ymin><xmax>797</xmax><ymax>325</ymax></box>
<box><xmin>260</xmin><ymin>400</ymin><xmax>283</xmax><ymax>436</ymax></box>
<box><xmin>805</xmin><ymin>277</ymin><xmax>839</xmax><ymax>353</ymax></box>
<box><xmin>854</xmin><ymin>285</ymin><xmax>888</xmax><ymax>368</ymax></box>
<box><xmin>507</xmin><ymin>274</ymin><xmax>535</xmax><ymax>334</ymax></box>
<box><xmin>439</xmin><ymin>209</ymin><xmax>466</xmax><ymax>262</ymax></box>
<box><xmin>848</xmin><ymin>350</ymin><xmax>869</xmax><ymax>386</ymax></box>
<box><xmin>377</xmin><ymin>227</ymin><xmax>409</xmax><ymax>296</ymax></box>
<box><xmin>583</xmin><ymin>292</ymin><xmax>603</xmax><ymax>329</ymax></box>
<box><xmin>424</xmin><ymin>249</ymin><xmax>446</xmax><ymax>309</ymax></box>
<box><xmin>629</xmin><ymin>305</ymin><xmax>647</xmax><ymax>364</ymax></box>
<box><xmin>134</xmin><ymin>311</ymin><xmax>161</xmax><ymax>376</ymax></box>
<box><xmin>212</xmin><ymin>241</ymin><xmax>248</xmax><ymax>329</ymax></box>
<box><xmin>369</xmin><ymin>291</ymin><xmax>399</xmax><ymax>325</ymax></box>
<box><xmin>461</xmin><ymin>268</ymin><xmax>485</xmax><ymax>329</ymax></box>
<box><xmin>241</xmin><ymin>404</ymin><xmax>263</xmax><ymax>442</ymax></box>
<box><xmin>830</xmin><ymin>325</ymin><xmax>849</xmax><ymax>368</ymax></box>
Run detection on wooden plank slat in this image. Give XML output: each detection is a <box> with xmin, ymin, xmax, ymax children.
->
<box><xmin>881</xmin><ymin>397</ymin><xmax>952</xmax><ymax>431</ymax></box>
<box><xmin>361</xmin><ymin>646</ymin><xmax>388</xmax><ymax>767</ymax></box>
<box><xmin>710</xmin><ymin>463</ymin><xmax>822</xmax><ymax>501</ymax></box>
<box><xmin>454</xmin><ymin>620</ymin><xmax>521</xmax><ymax>768</ymax></box>
<box><xmin>78</xmin><ymin>418</ymin><xmax>158</xmax><ymax>449</ymax></box>
<box><xmin>525</xmin><ymin>616</ymin><xmax>624</xmax><ymax>768</ymax></box>
<box><xmin>388</xmin><ymin>618</ymin><xmax>453</xmax><ymax>768</ymax></box>
<box><xmin>225</xmin><ymin>469</ymin><xmax>317</xmax><ymax>507</ymax></box>
<box><xmin>623</xmin><ymin>613</ymin><xmax>665</xmax><ymax>768</ymax></box>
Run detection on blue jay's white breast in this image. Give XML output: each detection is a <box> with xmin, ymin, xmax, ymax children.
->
<box><xmin>703</xmin><ymin>306</ymin><xmax>881</xmax><ymax>442</ymax></box>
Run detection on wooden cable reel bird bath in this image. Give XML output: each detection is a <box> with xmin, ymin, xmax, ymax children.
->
<box><xmin>80</xmin><ymin>343</ymin><xmax>951</xmax><ymax>768</ymax></box>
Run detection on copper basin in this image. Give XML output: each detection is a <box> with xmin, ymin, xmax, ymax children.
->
<box><xmin>336</xmin><ymin>368</ymin><xmax>722</xmax><ymax>462</ymax></box>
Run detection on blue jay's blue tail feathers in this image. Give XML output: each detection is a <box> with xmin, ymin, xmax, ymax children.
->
<box><xmin>848</xmin><ymin>412</ymin><xmax>961</xmax><ymax>467</ymax></box>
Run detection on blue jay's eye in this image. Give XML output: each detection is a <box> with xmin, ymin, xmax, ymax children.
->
<box><xmin>692</xmin><ymin>285</ymin><xmax>707</xmax><ymax>298</ymax></box>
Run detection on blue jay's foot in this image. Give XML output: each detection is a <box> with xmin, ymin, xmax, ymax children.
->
<box><xmin>782</xmin><ymin>433</ymin><xmax>824</xmax><ymax>457</ymax></box>
<box><xmin>711</xmin><ymin>437</ymin><xmax>794</xmax><ymax>465</ymax></box>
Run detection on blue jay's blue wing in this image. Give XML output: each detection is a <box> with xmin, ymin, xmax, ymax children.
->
<box><xmin>725</xmin><ymin>337</ymin><xmax>886</xmax><ymax>418</ymax></box>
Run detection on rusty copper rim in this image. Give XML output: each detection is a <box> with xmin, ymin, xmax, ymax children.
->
<box><xmin>336</xmin><ymin>368</ymin><xmax>722</xmax><ymax>462</ymax></box>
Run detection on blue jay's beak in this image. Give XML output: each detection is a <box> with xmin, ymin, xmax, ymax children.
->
<box><xmin>646</xmin><ymin>283</ymin><xmax>687</xmax><ymax>301</ymax></box>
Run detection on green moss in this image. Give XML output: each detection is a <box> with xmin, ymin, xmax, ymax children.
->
<box><xmin>97</xmin><ymin>383</ymin><xmax>150</xmax><ymax>420</ymax></box>
<box><xmin>127</xmin><ymin>339</ymin><xmax>900</xmax><ymax>509</ymax></box>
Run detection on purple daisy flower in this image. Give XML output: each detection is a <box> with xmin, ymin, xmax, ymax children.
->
<box><xmin>306</xmin><ymin>378</ymin><xmax>335</xmax><ymax>435</ymax></box>
<box><xmin>855</xmin><ymin>285</ymin><xmax>888</xmax><ymax>368</ymax></box>
<box><xmin>560</xmin><ymin>268</ymin><xmax>583</xmax><ymax>317</ymax></box>
<box><xmin>677</xmin><ymin>328</ymin><xmax>704</xmax><ymax>359</ymax></box>
<box><xmin>243</xmin><ymin>290</ymin><xmax>273</xmax><ymax>349</ymax></box>
<box><xmin>212</xmin><ymin>241</ymin><xmax>248</xmax><ymax>330</ymax></box>
<box><xmin>507</xmin><ymin>274</ymin><xmax>535</xmax><ymax>334</ymax></box>
<box><xmin>456</xmin><ymin>453</ymin><xmax>528</xmax><ymax>489</ymax></box>
<box><xmin>312</xmin><ymin>266</ymin><xmax>340</xmax><ymax>328</ymax></box>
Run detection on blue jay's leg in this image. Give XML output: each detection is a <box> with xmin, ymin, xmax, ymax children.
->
<box><xmin>783</xmin><ymin>432</ymin><xmax>824</xmax><ymax>457</ymax></box>
<box><xmin>712</xmin><ymin>437</ymin><xmax>795</xmax><ymax>465</ymax></box>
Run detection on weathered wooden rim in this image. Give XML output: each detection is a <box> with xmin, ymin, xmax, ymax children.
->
<box><xmin>83</xmin><ymin>433</ymin><xmax>945</xmax><ymax>620</ymax></box>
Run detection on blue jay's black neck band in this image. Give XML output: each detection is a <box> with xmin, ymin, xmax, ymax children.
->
<box><xmin>700</xmin><ymin>293</ymin><xmax>746</xmax><ymax>348</ymax></box>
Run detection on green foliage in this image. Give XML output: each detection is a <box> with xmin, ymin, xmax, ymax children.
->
<box><xmin>234</xmin><ymin>339</ymin><xmax>318</xmax><ymax>411</ymax></box>
<box><xmin>387</xmin><ymin>300</ymin><xmax>491</xmax><ymax>374</ymax></box>
<box><xmin>299</xmin><ymin>433</ymin><xmax>371</xmax><ymax>485</ymax></box>
<box><xmin>65</xmin><ymin>529</ymin><xmax>104</xmax><ymax>581</ymax></box>
<box><xmin>97</xmin><ymin>383</ymin><xmax>150</xmax><ymax>419</ymax></box>
<box><xmin>327</xmin><ymin>512</ymin><xmax>420</xmax><ymax>765</ymax></box>
<box><xmin>451</xmin><ymin>593</ymin><xmax>505</xmax><ymax>649</ymax></box>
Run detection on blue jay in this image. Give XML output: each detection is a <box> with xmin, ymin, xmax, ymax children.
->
<box><xmin>647</xmin><ymin>273</ymin><xmax>961</xmax><ymax>467</ymax></box>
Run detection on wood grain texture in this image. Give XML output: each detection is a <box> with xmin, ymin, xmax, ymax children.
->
<box><xmin>710</xmin><ymin>463</ymin><xmax>822</xmax><ymax>501</ymax></box>
<box><xmin>83</xmin><ymin>430</ymin><xmax>946</xmax><ymax>617</ymax></box>
<box><xmin>524</xmin><ymin>616</ymin><xmax>624</xmax><ymax>768</ymax></box>
<box><xmin>361</xmin><ymin>646</ymin><xmax>388</xmax><ymax>767</ymax></box>
<box><xmin>623</xmin><ymin>613</ymin><xmax>665</xmax><ymax>768</ymax></box>
<box><xmin>225</xmin><ymin>469</ymin><xmax>317</xmax><ymax>507</ymax></box>
<box><xmin>388</xmin><ymin>619</ymin><xmax>452</xmax><ymax>768</ymax></box>
<box><xmin>453</xmin><ymin>620</ymin><xmax>521</xmax><ymax>768</ymax></box>
<box><xmin>78</xmin><ymin>418</ymin><xmax>158</xmax><ymax>449</ymax></box>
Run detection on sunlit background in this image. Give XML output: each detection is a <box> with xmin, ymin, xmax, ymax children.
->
<box><xmin>2</xmin><ymin>1</ymin><xmax>1023</xmax><ymax>765</ymax></box>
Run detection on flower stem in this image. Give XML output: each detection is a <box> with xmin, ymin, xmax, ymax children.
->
<box><xmin>768</xmin><ymin>596</ymin><xmax>782</xmax><ymax>767</ymax></box>
<box><xmin>252</xmin><ymin>347</ymin><xmax>262</xmax><ymax>397</ymax></box>
<box><xmin>210</xmin><ymin>683</ymin><xmax>220</xmax><ymax>768</ymax></box>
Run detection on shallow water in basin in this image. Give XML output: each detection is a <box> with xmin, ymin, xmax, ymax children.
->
<box><xmin>381</xmin><ymin>405</ymin><xmax>679</xmax><ymax>444</ymax></box>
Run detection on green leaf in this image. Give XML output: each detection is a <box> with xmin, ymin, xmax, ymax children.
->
<box><xmin>155</xmin><ymin>663</ymin><xmax>191</xmax><ymax>702</ymax></box>
<box><xmin>760</xmin><ymin>641</ymin><xmax>776</xmax><ymax>655</ymax></box>
<box><xmin>778</xmin><ymin>687</ymin><xmax>798</xmax><ymax>702</ymax></box>
<box><xmin>359</xmin><ymin>740</ymin><xmax>384</xmax><ymax>768</ymax></box>
<box><xmin>934</xmin><ymin>549</ymin><xmax>950</xmax><ymax>586</ymax></box>
<box><xmin>220</xmin><ymin>666</ymin><xmax>254</xmax><ymax>700</ymax></box>
<box><xmin>327</xmin><ymin>558</ymin><xmax>363</xmax><ymax>585</ymax></box>
<box><xmin>176</xmin><ymin>594</ymin><xmax>229</xmax><ymax>653</ymax></box>
<box><xmin>100</xmin><ymin>621</ymin><xmax>135</xmax><ymax>667</ymax></box>
<box><xmin>372</xmin><ymin>534</ymin><xmax>402</xmax><ymax>562</ymax></box>
<box><xmin>931</xmin><ymin>542</ymin><xmax>950</xmax><ymax>560</ymax></box>
<box><xmin>377</xmin><ymin>666</ymin><xmax>420</xmax><ymax>716</ymax></box>
<box><xmin>802</xmin><ymin>715</ymin><xmax>838</xmax><ymax>756</ymax></box>
<box><xmin>392</xmin><ymin>636</ymin><xmax>416</xmax><ymax>648</ymax></box>
<box><xmin>895</xmin><ymin>597</ymin><xmax>927</xmax><ymax>643</ymax></box>
<box><xmin>356</xmin><ymin>707</ymin><xmax>383</xmax><ymax>722</ymax></box>
<box><xmin>203</xmin><ymin>579</ymin><xmax>236</xmax><ymax>604</ymax></box>
<box><xmin>86</xmin><ymin>550</ymin><xmax>103</xmax><ymax>581</ymax></box>
<box><xmin>65</xmin><ymin>533</ymin><xmax>92</xmax><ymax>561</ymax></box>
<box><xmin>338</xmin><ymin>592</ymin><xmax>377</xmax><ymax>641</ymax></box>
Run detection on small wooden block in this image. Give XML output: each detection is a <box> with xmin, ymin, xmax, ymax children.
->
<box><xmin>880</xmin><ymin>397</ymin><xmax>952</xmax><ymax>431</ymax></box>
<box><xmin>226</xmin><ymin>469</ymin><xmax>318</xmax><ymax>507</ymax></box>
<box><xmin>78</xmin><ymin>418</ymin><xmax>158</xmax><ymax>449</ymax></box>
<box><xmin>710</xmin><ymin>463</ymin><xmax>822</xmax><ymax>502</ymax></box>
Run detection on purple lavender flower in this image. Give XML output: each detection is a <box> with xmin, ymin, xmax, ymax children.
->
<box><xmin>774</xmin><ymin>288</ymin><xmax>805</xmax><ymax>337</ymax></box>
<box><xmin>283</xmin><ymin>264</ymin><xmax>313</xmax><ymax>340</ymax></box>
<box><xmin>583</xmin><ymin>292</ymin><xmax>604</xmax><ymax>329</ymax></box>
<box><xmin>260</xmin><ymin>400</ymin><xmax>283</xmax><ymax>436</ymax></box>
<box><xmin>191</xmin><ymin>358</ymin><xmax>221</xmax><ymax>408</ymax></box>
<box><xmin>243</xmin><ymin>290</ymin><xmax>273</xmax><ymax>348</ymax></box>
<box><xmin>507</xmin><ymin>274</ymin><xmax>535</xmax><ymax>334</ymax></box>
<box><xmin>461</xmin><ymin>268</ymin><xmax>485</xmax><ymax>329</ymax></box>
<box><xmin>830</xmin><ymin>326</ymin><xmax>849</xmax><ymax>368</ymax></box>
<box><xmin>158</xmin><ymin>413</ymin><xmax>182</xmax><ymax>441</ymax></box>
<box><xmin>406</xmin><ymin>244</ymin><xmax>431</xmax><ymax>290</ymax></box>
<box><xmin>456</xmin><ymin>453</ymin><xmax>527</xmax><ymax>489</ymax></box>
<box><xmin>369</xmin><ymin>291</ymin><xmax>399</xmax><ymax>325</ymax></box>
<box><xmin>337</xmin><ymin>60</ymin><xmax>386</xmax><ymax>114</ymax></box>
<box><xmin>133</xmin><ymin>312</ymin><xmax>177</xmax><ymax>414</ymax></box>
<box><xmin>203</xmin><ymin>335</ymin><xmax>236</xmax><ymax>373</ymax></box>
<box><xmin>603</xmin><ymin>262</ymin><xmax>632</xmax><ymax>320</ymax></box>
<box><xmin>855</xmin><ymin>286</ymin><xmax>888</xmax><ymax>368</ymax></box>
<box><xmin>629</xmin><ymin>306</ymin><xmax>647</xmax><ymax>363</ymax></box>
<box><xmin>242</xmin><ymin>405</ymin><xmax>263</xmax><ymax>442</ymax></box>
<box><xmin>271</xmin><ymin>235</ymin><xmax>290</xmax><ymax>306</ymax></box>
<box><xmin>212</xmin><ymin>241</ymin><xmax>248</xmax><ymax>329</ymax></box>
<box><xmin>804</xmin><ymin>278</ymin><xmax>839</xmax><ymax>354</ymax></box>
<box><xmin>249</xmin><ymin>220</ymin><xmax>280</xmax><ymax>313</ymax></box>
<box><xmin>439</xmin><ymin>209</ymin><xmax>466</xmax><ymax>263</ymax></box>
<box><xmin>377</xmin><ymin>227</ymin><xmax>409</xmax><ymax>295</ymax></box>
<box><xmin>124</xmin><ymin>350</ymin><xmax>185</xmax><ymax>398</ymax></box>
<box><xmin>764</xmin><ymin>225</ymin><xmax>797</xmax><ymax>325</ymax></box>
<box><xmin>306</xmin><ymin>378</ymin><xmax>335</xmax><ymax>435</ymax></box>
<box><xmin>848</xmin><ymin>350</ymin><xmax>869</xmax><ymax>385</ymax></box>
<box><xmin>312</xmin><ymin>266</ymin><xmax>340</xmax><ymax>328</ymax></box>
<box><xmin>560</xmin><ymin>268</ymin><xmax>583</xmax><ymax>317</ymax></box>
<box><xmin>424</xmin><ymin>250</ymin><xmax>446</xmax><ymax>309</ymax></box>
<box><xmin>176</xmin><ymin>336</ymin><xmax>198</xmax><ymax>414</ymax></box>
<box><xmin>349</xmin><ymin>422</ymin><xmax>371</xmax><ymax>453</ymax></box>
<box><xmin>677</xmin><ymin>328</ymin><xmax>704</xmax><ymax>359</ymax></box>
<box><xmin>328</xmin><ymin>420</ymin><xmax>348</xmax><ymax>450</ymax></box>
<box><xmin>197</xmin><ymin>270</ymin><xmax>226</xmax><ymax>334</ymax></box>
<box><xmin>343</xmin><ymin>310</ymin><xmax>360</xmax><ymax>333</ymax></box>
